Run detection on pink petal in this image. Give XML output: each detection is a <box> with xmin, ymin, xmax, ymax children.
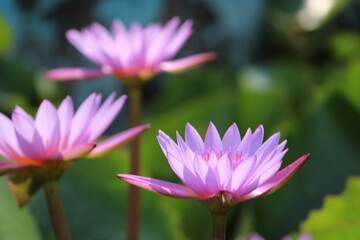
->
<box><xmin>193</xmin><ymin>155</ymin><xmax>210</xmax><ymax>184</ymax></box>
<box><xmin>12</xmin><ymin>110</ymin><xmax>45</xmax><ymax>160</ymax></box>
<box><xmin>87</xmin><ymin>94</ymin><xmax>127</xmax><ymax>141</ymax></box>
<box><xmin>0</xmin><ymin>113</ymin><xmax>24</xmax><ymax>160</ymax></box>
<box><xmin>185</xmin><ymin>123</ymin><xmax>204</xmax><ymax>152</ymax></box>
<box><xmin>68</xmin><ymin>93</ymin><xmax>100</xmax><ymax>146</ymax></box>
<box><xmin>231</xmin><ymin>156</ymin><xmax>256</xmax><ymax>191</ymax></box>
<box><xmin>112</xmin><ymin>19</ymin><xmax>132</xmax><ymax>69</ymax></box>
<box><xmin>89</xmin><ymin>23</ymin><xmax>122</xmax><ymax>68</ymax></box>
<box><xmin>204</xmin><ymin>166</ymin><xmax>220</xmax><ymax>195</ymax></box>
<box><xmin>241</xmin><ymin>154</ymin><xmax>310</xmax><ymax>201</ymax></box>
<box><xmin>249</xmin><ymin>125</ymin><xmax>264</xmax><ymax>154</ymax></box>
<box><xmin>163</xmin><ymin>19</ymin><xmax>193</xmax><ymax>59</ymax></box>
<box><xmin>176</xmin><ymin>131</ymin><xmax>188</xmax><ymax>153</ymax></box>
<box><xmin>157</xmin><ymin>130</ymin><xmax>173</xmax><ymax>156</ymax></box>
<box><xmin>49</xmin><ymin>142</ymin><xmax>96</xmax><ymax>161</ymax></box>
<box><xmin>146</xmin><ymin>17</ymin><xmax>181</xmax><ymax>66</ymax></box>
<box><xmin>45</xmin><ymin>68</ymin><xmax>107</xmax><ymax>81</ymax></box>
<box><xmin>87</xmin><ymin>125</ymin><xmax>149</xmax><ymax>158</ymax></box>
<box><xmin>255</xmin><ymin>132</ymin><xmax>281</xmax><ymax>157</ymax></box>
<box><xmin>182</xmin><ymin>165</ymin><xmax>209</xmax><ymax>196</ymax></box>
<box><xmin>144</xmin><ymin>23</ymin><xmax>162</xmax><ymax>50</ymax></box>
<box><xmin>222</xmin><ymin>123</ymin><xmax>241</xmax><ymax>153</ymax></box>
<box><xmin>216</xmin><ymin>154</ymin><xmax>233</xmax><ymax>189</ymax></box>
<box><xmin>129</xmin><ymin>22</ymin><xmax>145</xmax><ymax>66</ymax></box>
<box><xmin>66</xmin><ymin>29</ymin><xmax>105</xmax><ymax>65</ymax></box>
<box><xmin>166</xmin><ymin>151</ymin><xmax>186</xmax><ymax>182</ymax></box>
<box><xmin>250</xmin><ymin>161</ymin><xmax>282</xmax><ymax>191</ymax></box>
<box><xmin>117</xmin><ymin>174</ymin><xmax>198</xmax><ymax>198</ymax></box>
<box><xmin>0</xmin><ymin>161</ymin><xmax>29</xmax><ymax>175</ymax></box>
<box><xmin>35</xmin><ymin>100</ymin><xmax>60</xmax><ymax>154</ymax></box>
<box><xmin>237</xmin><ymin>128</ymin><xmax>253</xmax><ymax>154</ymax></box>
<box><xmin>160</xmin><ymin>52</ymin><xmax>217</xmax><ymax>73</ymax></box>
<box><xmin>57</xmin><ymin>96</ymin><xmax>75</xmax><ymax>149</ymax></box>
<box><xmin>204</xmin><ymin>122</ymin><xmax>223</xmax><ymax>152</ymax></box>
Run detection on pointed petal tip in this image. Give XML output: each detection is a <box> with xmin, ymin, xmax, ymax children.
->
<box><xmin>119</xmin><ymin>94</ymin><xmax>128</xmax><ymax>101</ymax></box>
<box><xmin>45</xmin><ymin>68</ymin><xmax>106</xmax><ymax>81</ymax></box>
<box><xmin>65</xmin><ymin>29</ymin><xmax>78</xmax><ymax>39</ymax></box>
<box><xmin>117</xmin><ymin>174</ymin><xmax>197</xmax><ymax>198</ymax></box>
<box><xmin>87</xmin><ymin>125</ymin><xmax>149</xmax><ymax>158</ymax></box>
<box><xmin>241</xmin><ymin>153</ymin><xmax>310</xmax><ymax>202</ymax></box>
<box><xmin>50</xmin><ymin>142</ymin><xmax>96</xmax><ymax>161</ymax></box>
<box><xmin>160</xmin><ymin>52</ymin><xmax>217</xmax><ymax>73</ymax></box>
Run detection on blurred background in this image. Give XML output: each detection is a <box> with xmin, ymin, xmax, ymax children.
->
<box><xmin>0</xmin><ymin>0</ymin><xmax>360</xmax><ymax>239</ymax></box>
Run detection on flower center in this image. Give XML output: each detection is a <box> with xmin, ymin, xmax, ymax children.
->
<box><xmin>200</xmin><ymin>151</ymin><xmax>250</xmax><ymax>169</ymax></box>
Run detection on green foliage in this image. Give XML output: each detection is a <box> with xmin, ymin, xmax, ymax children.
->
<box><xmin>0</xmin><ymin>14</ymin><xmax>12</xmax><ymax>56</ymax></box>
<box><xmin>0</xmin><ymin>58</ymin><xmax>38</xmax><ymax>114</ymax></box>
<box><xmin>236</xmin><ymin>61</ymin><xmax>315</xmax><ymax>133</ymax></box>
<box><xmin>329</xmin><ymin>32</ymin><xmax>360</xmax><ymax>59</ymax></box>
<box><xmin>1</xmin><ymin>0</ymin><xmax>360</xmax><ymax>239</ymax></box>
<box><xmin>32</xmin><ymin>150</ymin><xmax>183</xmax><ymax>240</ymax></box>
<box><xmin>0</xmin><ymin>178</ymin><xmax>41</xmax><ymax>240</ymax></box>
<box><xmin>343</xmin><ymin>57</ymin><xmax>360</xmax><ymax>111</ymax></box>
<box><xmin>299</xmin><ymin>176</ymin><xmax>360</xmax><ymax>239</ymax></box>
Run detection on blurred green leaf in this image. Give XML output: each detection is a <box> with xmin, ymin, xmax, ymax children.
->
<box><xmin>150</xmin><ymin>68</ymin><xmax>229</xmax><ymax>114</ymax></box>
<box><xmin>329</xmin><ymin>32</ymin><xmax>360</xmax><ymax>59</ymax></box>
<box><xmin>0</xmin><ymin>178</ymin><xmax>41</xmax><ymax>240</ymax></box>
<box><xmin>0</xmin><ymin>58</ymin><xmax>37</xmax><ymax>108</ymax></box>
<box><xmin>0</xmin><ymin>14</ymin><xmax>12</xmax><ymax>56</ymax></box>
<box><xmin>0</xmin><ymin>91</ymin><xmax>33</xmax><ymax>115</ymax></box>
<box><xmin>236</xmin><ymin>61</ymin><xmax>315</xmax><ymax>134</ymax></box>
<box><xmin>31</xmin><ymin>150</ymin><xmax>181</xmax><ymax>240</ymax></box>
<box><xmin>343</xmin><ymin>57</ymin><xmax>360</xmax><ymax>111</ymax></box>
<box><xmin>299</xmin><ymin>176</ymin><xmax>360</xmax><ymax>239</ymax></box>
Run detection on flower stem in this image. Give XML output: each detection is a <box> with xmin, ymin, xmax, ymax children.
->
<box><xmin>127</xmin><ymin>86</ymin><xmax>142</xmax><ymax>240</ymax></box>
<box><xmin>210</xmin><ymin>209</ymin><xmax>228</xmax><ymax>240</ymax></box>
<box><xmin>43</xmin><ymin>179</ymin><xmax>71</xmax><ymax>240</ymax></box>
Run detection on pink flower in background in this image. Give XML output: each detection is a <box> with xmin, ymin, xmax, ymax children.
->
<box><xmin>118</xmin><ymin>123</ymin><xmax>309</xmax><ymax>204</ymax></box>
<box><xmin>236</xmin><ymin>232</ymin><xmax>312</xmax><ymax>240</ymax></box>
<box><xmin>0</xmin><ymin>93</ymin><xmax>148</xmax><ymax>206</ymax></box>
<box><xmin>46</xmin><ymin>17</ymin><xmax>216</xmax><ymax>86</ymax></box>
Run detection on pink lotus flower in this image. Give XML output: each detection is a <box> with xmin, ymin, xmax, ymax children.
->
<box><xmin>0</xmin><ymin>93</ymin><xmax>148</xmax><ymax>206</ymax></box>
<box><xmin>46</xmin><ymin>17</ymin><xmax>216</xmax><ymax>86</ymax></box>
<box><xmin>118</xmin><ymin>123</ymin><xmax>309</xmax><ymax>204</ymax></box>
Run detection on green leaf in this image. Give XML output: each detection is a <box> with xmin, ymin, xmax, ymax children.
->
<box><xmin>329</xmin><ymin>32</ymin><xmax>360</xmax><ymax>59</ymax></box>
<box><xmin>299</xmin><ymin>176</ymin><xmax>360</xmax><ymax>239</ymax></box>
<box><xmin>8</xmin><ymin>171</ymin><xmax>42</xmax><ymax>208</ymax></box>
<box><xmin>236</xmin><ymin>62</ymin><xmax>315</xmax><ymax>133</ymax></box>
<box><xmin>0</xmin><ymin>14</ymin><xmax>12</xmax><ymax>56</ymax></box>
<box><xmin>0</xmin><ymin>178</ymin><xmax>41</xmax><ymax>240</ymax></box>
<box><xmin>343</xmin><ymin>57</ymin><xmax>360</xmax><ymax>111</ymax></box>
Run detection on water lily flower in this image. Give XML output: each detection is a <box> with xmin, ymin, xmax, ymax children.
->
<box><xmin>46</xmin><ymin>17</ymin><xmax>216</xmax><ymax>87</ymax></box>
<box><xmin>0</xmin><ymin>93</ymin><xmax>148</xmax><ymax>206</ymax></box>
<box><xmin>118</xmin><ymin>122</ymin><xmax>309</xmax><ymax>205</ymax></box>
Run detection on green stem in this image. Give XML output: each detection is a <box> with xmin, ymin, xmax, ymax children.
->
<box><xmin>43</xmin><ymin>180</ymin><xmax>71</xmax><ymax>240</ymax></box>
<box><xmin>211</xmin><ymin>209</ymin><xmax>228</xmax><ymax>240</ymax></box>
<box><xmin>127</xmin><ymin>86</ymin><xmax>142</xmax><ymax>240</ymax></box>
